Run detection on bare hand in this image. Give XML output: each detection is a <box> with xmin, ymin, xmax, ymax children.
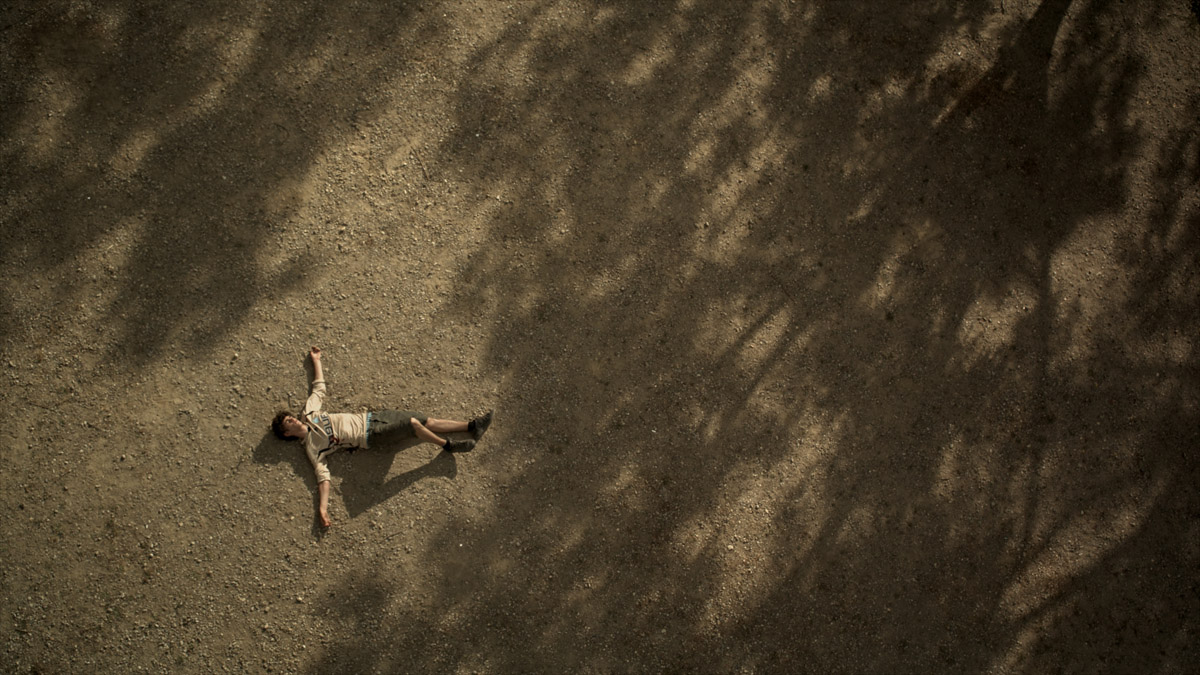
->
<box><xmin>319</xmin><ymin>510</ymin><xmax>332</xmax><ymax>528</ymax></box>
<box><xmin>310</xmin><ymin>346</ymin><xmax>322</xmax><ymax>361</ymax></box>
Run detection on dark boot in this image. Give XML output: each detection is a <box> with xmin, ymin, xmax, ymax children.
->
<box><xmin>469</xmin><ymin>410</ymin><xmax>493</xmax><ymax>441</ymax></box>
<box><xmin>444</xmin><ymin>439</ymin><xmax>476</xmax><ymax>453</ymax></box>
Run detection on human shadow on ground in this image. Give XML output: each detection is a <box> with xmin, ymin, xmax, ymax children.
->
<box><xmin>338</xmin><ymin>443</ymin><xmax>458</xmax><ymax>519</ymax></box>
<box><xmin>251</xmin><ymin>431</ymin><xmax>312</xmax><ymax>481</ymax></box>
<box><xmin>315</xmin><ymin>0</ymin><xmax>1199</xmax><ymax>672</ymax></box>
<box><xmin>250</xmin><ymin>425</ymin><xmax>458</xmax><ymax>523</ymax></box>
<box><xmin>250</xmin><ymin>431</ymin><xmax>331</xmax><ymax>537</ymax></box>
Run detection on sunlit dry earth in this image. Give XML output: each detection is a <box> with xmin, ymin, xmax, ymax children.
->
<box><xmin>2</xmin><ymin>0</ymin><xmax>1198</xmax><ymax>672</ymax></box>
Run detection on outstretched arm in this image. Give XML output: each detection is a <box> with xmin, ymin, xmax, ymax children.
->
<box><xmin>317</xmin><ymin>479</ymin><xmax>332</xmax><ymax>528</ymax></box>
<box><xmin>308</xmin><ymin>346</ymin><xmax>331</xmax><ymax>527</ymax></box>
<box><xmin>310</xmin><ymin>346</ymin><xmax>324</xmax><ymax>383</ymax></box>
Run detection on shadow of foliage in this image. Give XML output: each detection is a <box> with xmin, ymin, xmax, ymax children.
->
<box><xmin>314</xmin><ymin>0</ymin><xmax>1199</xmax><ymax>672</ymax></box>
<box><xmin>0</xmin><ymin>0</ymin><xmax>441</xmax><ymax>364</ymax></box>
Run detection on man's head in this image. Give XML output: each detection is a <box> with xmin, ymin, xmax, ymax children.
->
<box><xmin>272</xmin><ymin>411</ymin><xmax>307</xmax><ymax>440</ymax></box>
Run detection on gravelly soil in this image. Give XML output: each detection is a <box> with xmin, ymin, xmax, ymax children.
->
<box><xmin>2</xmin><ymin>1</ymin><xmax>1198</xmax><ymax>672</ymax></box>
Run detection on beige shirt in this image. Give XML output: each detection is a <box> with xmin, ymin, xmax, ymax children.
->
<box><xmin>301</xmin><ymin>379</ymin><xmax>368</xmax><ymax>484</ymax></box>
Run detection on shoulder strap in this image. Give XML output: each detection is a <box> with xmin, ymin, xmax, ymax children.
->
<box><xmin>309</xmin><ymin>412</ymin><xmax>341</xmax><ymax>448</ymax></box>
<box><xmin>320</xmin><ymin>413</ymin><xmax>340</xmax><ymax>445</ymax></box>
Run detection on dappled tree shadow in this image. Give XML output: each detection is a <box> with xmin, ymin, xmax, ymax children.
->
<box><xmin>0</xmin><ymin>0</ymin><xmax>442</xmax><ymax>364</ymax></box>
<box><xmin>315</xmin><ymin>0</ymin><xmax>1199</xmax><ymax>672</ymax></box>
<box><xmin>6</xmin><ymin>0</ymin><xmax>1193</xmax><ymax>671</ymax></box>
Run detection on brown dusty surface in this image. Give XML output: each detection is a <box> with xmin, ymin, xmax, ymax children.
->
<box><xmin>2</xmin><ymin>1</ymin><xmax>1199</xmax><ymax>672</ymax></box>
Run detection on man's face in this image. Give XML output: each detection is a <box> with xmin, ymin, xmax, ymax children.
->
<box><xmin>281</xmin><ymin>416</ymin><xmax>307</xmax><ymax>439</ymax></box>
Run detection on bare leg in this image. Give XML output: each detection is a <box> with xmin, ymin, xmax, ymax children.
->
<box><xmin>413</xmin><ymin>417</ymin><xmax>477</xmax><ymax>453</ymax></box>
<box><xmin>425</xmin><ymin>418</ymin><xmax>468</xmax><ymax>434</ymax></box>
<box><xmin>411</xmin><ymin>418</ymin><xmax>447</xmax><ymax>446</ymax></box>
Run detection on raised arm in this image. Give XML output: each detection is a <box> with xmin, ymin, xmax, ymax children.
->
<box><xmin>310</xmin><ymin>346</ymin><xmax>324</xmax><ymax>383</ymax></box>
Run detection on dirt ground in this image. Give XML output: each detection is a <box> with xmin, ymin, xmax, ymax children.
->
<box><xmin>1</xmin><ymin>0</ymin><xmax>1198</xmax><ymax>672</ymax></box>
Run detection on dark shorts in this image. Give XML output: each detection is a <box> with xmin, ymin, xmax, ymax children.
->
<box><xmin>367</xmin><ymin>410</ymin><xmax>428</xmax><ymax>446</ymax></box>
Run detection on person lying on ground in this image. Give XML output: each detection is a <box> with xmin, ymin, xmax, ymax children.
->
<box><xmin>271</xmin><ymin>346</ymin><xmax>492</xmax><ymax>528</ymax></box>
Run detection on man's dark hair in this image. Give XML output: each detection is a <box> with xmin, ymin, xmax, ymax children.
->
<box><xmin>272</xmin><ymin>411</ymin><xmax>296</xmax><ymax>440</ymax></box>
